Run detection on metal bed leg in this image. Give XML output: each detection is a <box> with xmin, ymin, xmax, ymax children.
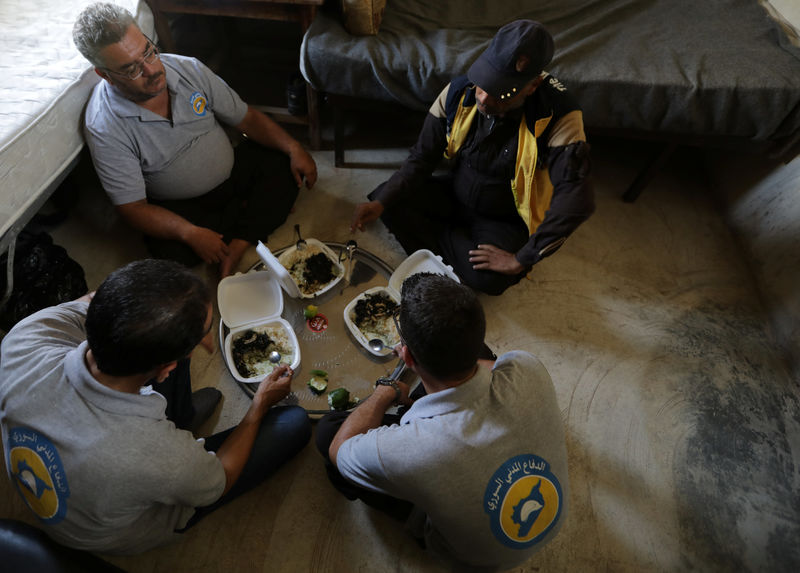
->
<box><xmin>306</xmin><ymin>83</ymin><xmax>321</xmax><ymax>151</ymax></box>
<box><xmin>622</xmin><ymin>141</ymin><xmax>678</xmax><ymax>202</ymax></box>
<box><xmin>1</xmin><ymin>230</ymin><xmax>18</xmax><ymax>312</ymax></box>
<box><xmin>334</xmin><ymin>103</ymin><xmax>345</xmax><ymax>167</ymax></box>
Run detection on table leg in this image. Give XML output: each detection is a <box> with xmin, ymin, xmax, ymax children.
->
<box><xmin>306</xmin><ymin>83</ymin><xmax>321</xmax><ymax>150</ymax></box>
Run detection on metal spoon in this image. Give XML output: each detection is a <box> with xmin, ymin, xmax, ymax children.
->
<box><xmin>368</xmin><ymin>338</ymin><xmax>385</xmax><ymax>353</ymax></box>
<box><xmin>344</xmin><ymin>239</ymin><xmax>357</xmax><ymax>283</ymax></box>
<box><xmin>268</xmin><ymin>350</ymin><xmax>282</xmax><ymax>364</ymax></box>
<box><xmin>294</xmin><ymin>224</ymin><xmax>307</xmax><ymax>251</ymax></box>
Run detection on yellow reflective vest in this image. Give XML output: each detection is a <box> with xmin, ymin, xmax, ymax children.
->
<box><xmin>444</xmin><ymin>87</ymin><xmax>554</xmax><ymax>236</ymax></box>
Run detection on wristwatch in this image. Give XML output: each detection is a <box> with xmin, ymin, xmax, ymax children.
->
<box><xmin>375</xmin><ymin>377</ymin><xmax>401</xmax><ymax>404</ymax></box>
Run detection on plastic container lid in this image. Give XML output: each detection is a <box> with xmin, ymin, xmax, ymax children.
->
<box><xmin>217</xmin><ymin>269</ymin><xmax>300</xmax><ymax>383</ymax></box>
<box><xmin>217</xmin><ymin>270</ymin><xmax>283</xmax><ymax>328</ymax></box>
<box><xmin>387</xmin><ymin>249</ymin><xmax>460</xmax><ymax>295</ymax></box>
<box><xmin>256</xmin><ymin>241</ymin><xmax>301</xmax><ymax>299</ymax></box>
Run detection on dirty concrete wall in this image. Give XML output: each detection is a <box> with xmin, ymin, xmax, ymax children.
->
<box><xmin>705</xmin><ymin>150</ymin><xmax>800</xmax><ymax>380</ymax></box>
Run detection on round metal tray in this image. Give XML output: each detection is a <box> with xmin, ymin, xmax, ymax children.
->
<box><xmin>219</xmin><ymin>241</ymin><xmax>415</xmax><ymax>416</ymax></box>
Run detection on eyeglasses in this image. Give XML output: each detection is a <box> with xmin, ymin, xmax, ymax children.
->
<box><xmin>392</xmin><ymin>305</ymin><xmax>406</xmax><ymax>345</ymax></box>
<box><xmin>392</xmin><ymin>305</ymin><xmax>416</xmax><ymax>360</ymax></box>
<box><xmin>104</xmin><ymin>39</ymin><xmax>160</xmax><ymax>80</ymax></box>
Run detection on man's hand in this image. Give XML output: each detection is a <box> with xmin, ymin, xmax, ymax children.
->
<box><xmin>289</xmin><ymin>144</ymin><xmax>318</xmax><ymax>189</ymax></box>
<box><xmin>394</xmin><ymin>380</ymin><xmax>414</xmax><ymax>407</ymax></box>
<box><xmin>468</xmin><ymin>244</ymin><xmax>525</xmax><ymax>275</ymax></box>
<box><xmin>253</xmin><ymin>364</ymin><xmax>293</xmax><ymax>410</ymax></box>
<box><xmin>350</xmin><ymin>201</ymin><xmax>384</xmax><ymax>232</ymax></box>
<box><xmin>329</xmin><ymin>376</ymin><xmax>409</xmax><ymax>465</ymax></box>
<box><xmin>216</xmin><ymin>363</ymin><xmax>294</xmax><ymax>495</ymax></box>
<box><xmin>185</xmin><ymin>226</ymin><xmax>230</xmax><ymax>264</ymax></box>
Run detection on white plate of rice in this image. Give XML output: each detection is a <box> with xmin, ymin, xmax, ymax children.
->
<box><xmin>277</xmin><ymin>239</ymin><xmax>344</xmax><ymax>298</ymax></box>
<box><xmin>343</xmin><ymin>287</ymin><xmax>401</xmax><ymax>357</ymax></box>
<box><xmin>224</xmin><ymin>319</ymin><xmax>300</xmax><ymax>383</ymax></box>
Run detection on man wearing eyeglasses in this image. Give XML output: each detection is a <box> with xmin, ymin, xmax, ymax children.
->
<box><xmin>315</xmin><ymin>272</ymin><xmax>569</xmax><ymax>570</ymax></box>
<box><xmin>73</xmin><ymin>2</ymin><xmax>318</xmax><ymax>277</ymax></box>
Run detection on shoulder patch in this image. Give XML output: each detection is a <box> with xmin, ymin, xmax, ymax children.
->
<box><xmin>7</xmin><ymin>427</ymin><xmax>70</xmax><ymax>524</ymax></box>
<box><xmin>484</xmin><ymin>454</ymin><xmax>563</xmax><ymax>548</ymax></box>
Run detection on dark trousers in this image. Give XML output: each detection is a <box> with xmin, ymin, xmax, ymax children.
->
<box><xmin>370</xmin><ymin>176</ymin><xmax>530</xmax><ymax>295</ymax></box>
<box><xmin>156</xmin><ymin>360</ymin><xmax>312</xmax><ymax>530</ymax></box>
<box><xmin>154</xmin><ymin>357</ymin><xmax>196</xmax><ymax>431</ymax></box>
<box><xmin>180</xmin><ymin>405</ymin><xmax>311</xmax><ymax>530</ymax></box>
<box><xmin>146</xmin><ymin>141</ymin><xmax>299</xmax><ymax>267</ymax></box>
<box><xmin>315</xmin><ymin>411</ymin><xmax>413</xmax><ymax>522</ymax></box>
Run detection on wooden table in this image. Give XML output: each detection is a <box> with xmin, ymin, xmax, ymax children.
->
<box><xmin>145</xmin><ymin>0</ymin><xmax>323</xmax><ymax>149</ymax></box>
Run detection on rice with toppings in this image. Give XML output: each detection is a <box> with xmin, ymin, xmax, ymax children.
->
<box><xmin>279</xmin><ymin>245</ymin><xmax>341</xmax><ymax>296</ymax></box>
<box><xmin>351</xmin><ymin>291</ymin><xmax>400</xmax><ymax>348</ymax></box>
<box><xmin>231</xmin><ymin>325</ymin><xmax>293</xmax><ymax>379</ymax></box>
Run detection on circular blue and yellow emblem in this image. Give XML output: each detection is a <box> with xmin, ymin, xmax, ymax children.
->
<box><xmin>190</xmin><ymin>91</ymin><xmax>207</xmax><ymax>116</ymax></box>
<box><xmin>484</xmin><ymin>454</ymin><xmax>562</xmax><ymax>548</ymax></box>
<box><xmin>7</xmin><ymin>427</ymin><xmax>70</xmax><ymax>524</ymax></box>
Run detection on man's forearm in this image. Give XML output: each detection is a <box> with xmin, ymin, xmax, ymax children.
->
<box><xmin>515</xmin><ymin>177</ymin><xmax>594</xmax><ymax>266</ymax></box>
<box><xmin>236</xmin><ymin>106</ymin><xmax>301</xmax><ymax>156</ymax></box>
<box><xmin>370</xmin><ymin>113</ymin><xmax>447</xmax><ymax>208</ymax></box>
<box><xmin>116</xmin><ymin>201</ymin><xmax>195</xmax><ymax>242</ymax></box>
<box><xmin>213</xmin><ymin>394</ymin><xmax>273</xmax><ymax>494</ymax></box>
<box><xmin>329</xmin><ymin>386</ymin><xmax>397</xmax><ymax>464</ymax></box>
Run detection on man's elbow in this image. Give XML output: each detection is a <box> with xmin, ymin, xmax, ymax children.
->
<box><xmin>328</xmin><ymin>442</ymin><xmax>340</xmax><ymax>466</ymax></box>
<box><xmin>115</xmin><ymin>200</ymin><xmax>146</xmax><ymax>223</ymax></box>
<box><xmin>115</xmin><ymin>201</ymin><xmax>161</xmax><ymax>237</ymax></box>
<box><xmin>552</xmin><ymin>179</ymin><xmax>595</xmax><ymax>224</ymax></box>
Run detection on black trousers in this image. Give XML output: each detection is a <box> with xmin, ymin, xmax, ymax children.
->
<box><xmin>370</xmin><ymin>176</ymin><xmax>530</xmax><ymax>295</ymax></box>
<box><xmin>178</xmin><ymin>405</ymin><xmax>311</xmax><ymax>531</ymax></box>
<box><xmin>146</xmin><ymin>141</ymin><xmax>298</xmax><ymax>267</ymax></box>
<box><xmin>154</xmin><ymin>357</ymin><xmax>195</xmax><ymax>431</ymax></box>
<box><xmin>315</xmin><ymin>411</ymin><xmax>414</xmax><ymax>522</ymax></box>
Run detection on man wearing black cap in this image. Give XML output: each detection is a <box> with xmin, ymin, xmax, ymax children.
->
<box><xmin>350</xmin><ymin>20</ymin><xmax>595</xmax><ymax>295</ymax></box>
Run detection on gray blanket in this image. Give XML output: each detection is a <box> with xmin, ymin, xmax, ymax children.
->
<box><xmin>300</xmin><ymin>0</ymin><xmax>800</xmax><ymax>143</ymax></box>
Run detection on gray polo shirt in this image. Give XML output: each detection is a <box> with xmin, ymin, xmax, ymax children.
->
<box><xmin>336</xmin><ymin>351</ymin><xmax>569</xmax><ymax>570</ymax></box>
<box><xmin>0</xmin><ymin>302</ymin><xmax>226</xmax><ymax>554</ymax></box>
<box><xmin>84</xmin><ymin>53</ymin><xmax>248</xmax><ymax>205</ymax></box>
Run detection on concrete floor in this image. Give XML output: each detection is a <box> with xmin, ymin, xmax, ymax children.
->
<box><xmin>1</xmin><ymin>132</ymin><xmax>797</xmax><ymax>572</ymax></box>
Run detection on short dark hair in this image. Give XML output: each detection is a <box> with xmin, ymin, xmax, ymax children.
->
<box><xmin>86</xmin><ymin>259</ymin><xmax>211</xmax><ymax>376</ymax></box>
<box><xmin>399</xmin><ymin>273</ymin><xmax>485</xmax><ymax>380</ymax></box>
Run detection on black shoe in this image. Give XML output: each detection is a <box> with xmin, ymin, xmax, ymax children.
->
<box><xmin>189</xmin><ymin>387</ymin><xmax>222</xmax><ymax>433</ymax></box>
<box><xmin>478</xmin><ymin>342</ymin><xmax>497</xmax><ymax>361</ymax></box>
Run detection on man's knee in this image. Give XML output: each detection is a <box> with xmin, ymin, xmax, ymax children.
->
<box><xmin>144</xmin><ymin>236</ymin><xmax>202</xmax><ymax>269</ymax></box>
<box><xmin>461</xmin><ymin>269</ymin><xmax>523</xmax><ymax>296</ymax></box>
<box><xmin>315</xmin><ymin>411</ymin><xmax>349</xmax><ymax>460</ymax></box>
<box><xmin>269</xmin><ymin>405</ymin><xmax>312</xmax><ymax>449</ymax></box>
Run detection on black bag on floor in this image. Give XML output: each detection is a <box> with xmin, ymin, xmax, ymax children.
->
<box><xmin>0</xmin><ymin>231</ymin><xmax>88</xmax><ymax>332</ymax></box>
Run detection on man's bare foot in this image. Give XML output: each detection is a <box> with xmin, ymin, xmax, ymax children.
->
<box><xmin>219</xmin><ymin>239</ymin><xmax>251</xmax><ymax>278</ymax></box>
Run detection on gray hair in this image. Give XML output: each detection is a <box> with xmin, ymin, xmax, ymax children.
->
<box><xmin>73</xmin><ymin>2</ymin><xmax>138</xmax><ymax>67</ymax></box>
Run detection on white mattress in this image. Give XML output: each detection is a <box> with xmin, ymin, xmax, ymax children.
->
<box><xmin>0</xmin><ymin>0</ymin><xmax>154</xmax><ymax>242</ymax></box>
